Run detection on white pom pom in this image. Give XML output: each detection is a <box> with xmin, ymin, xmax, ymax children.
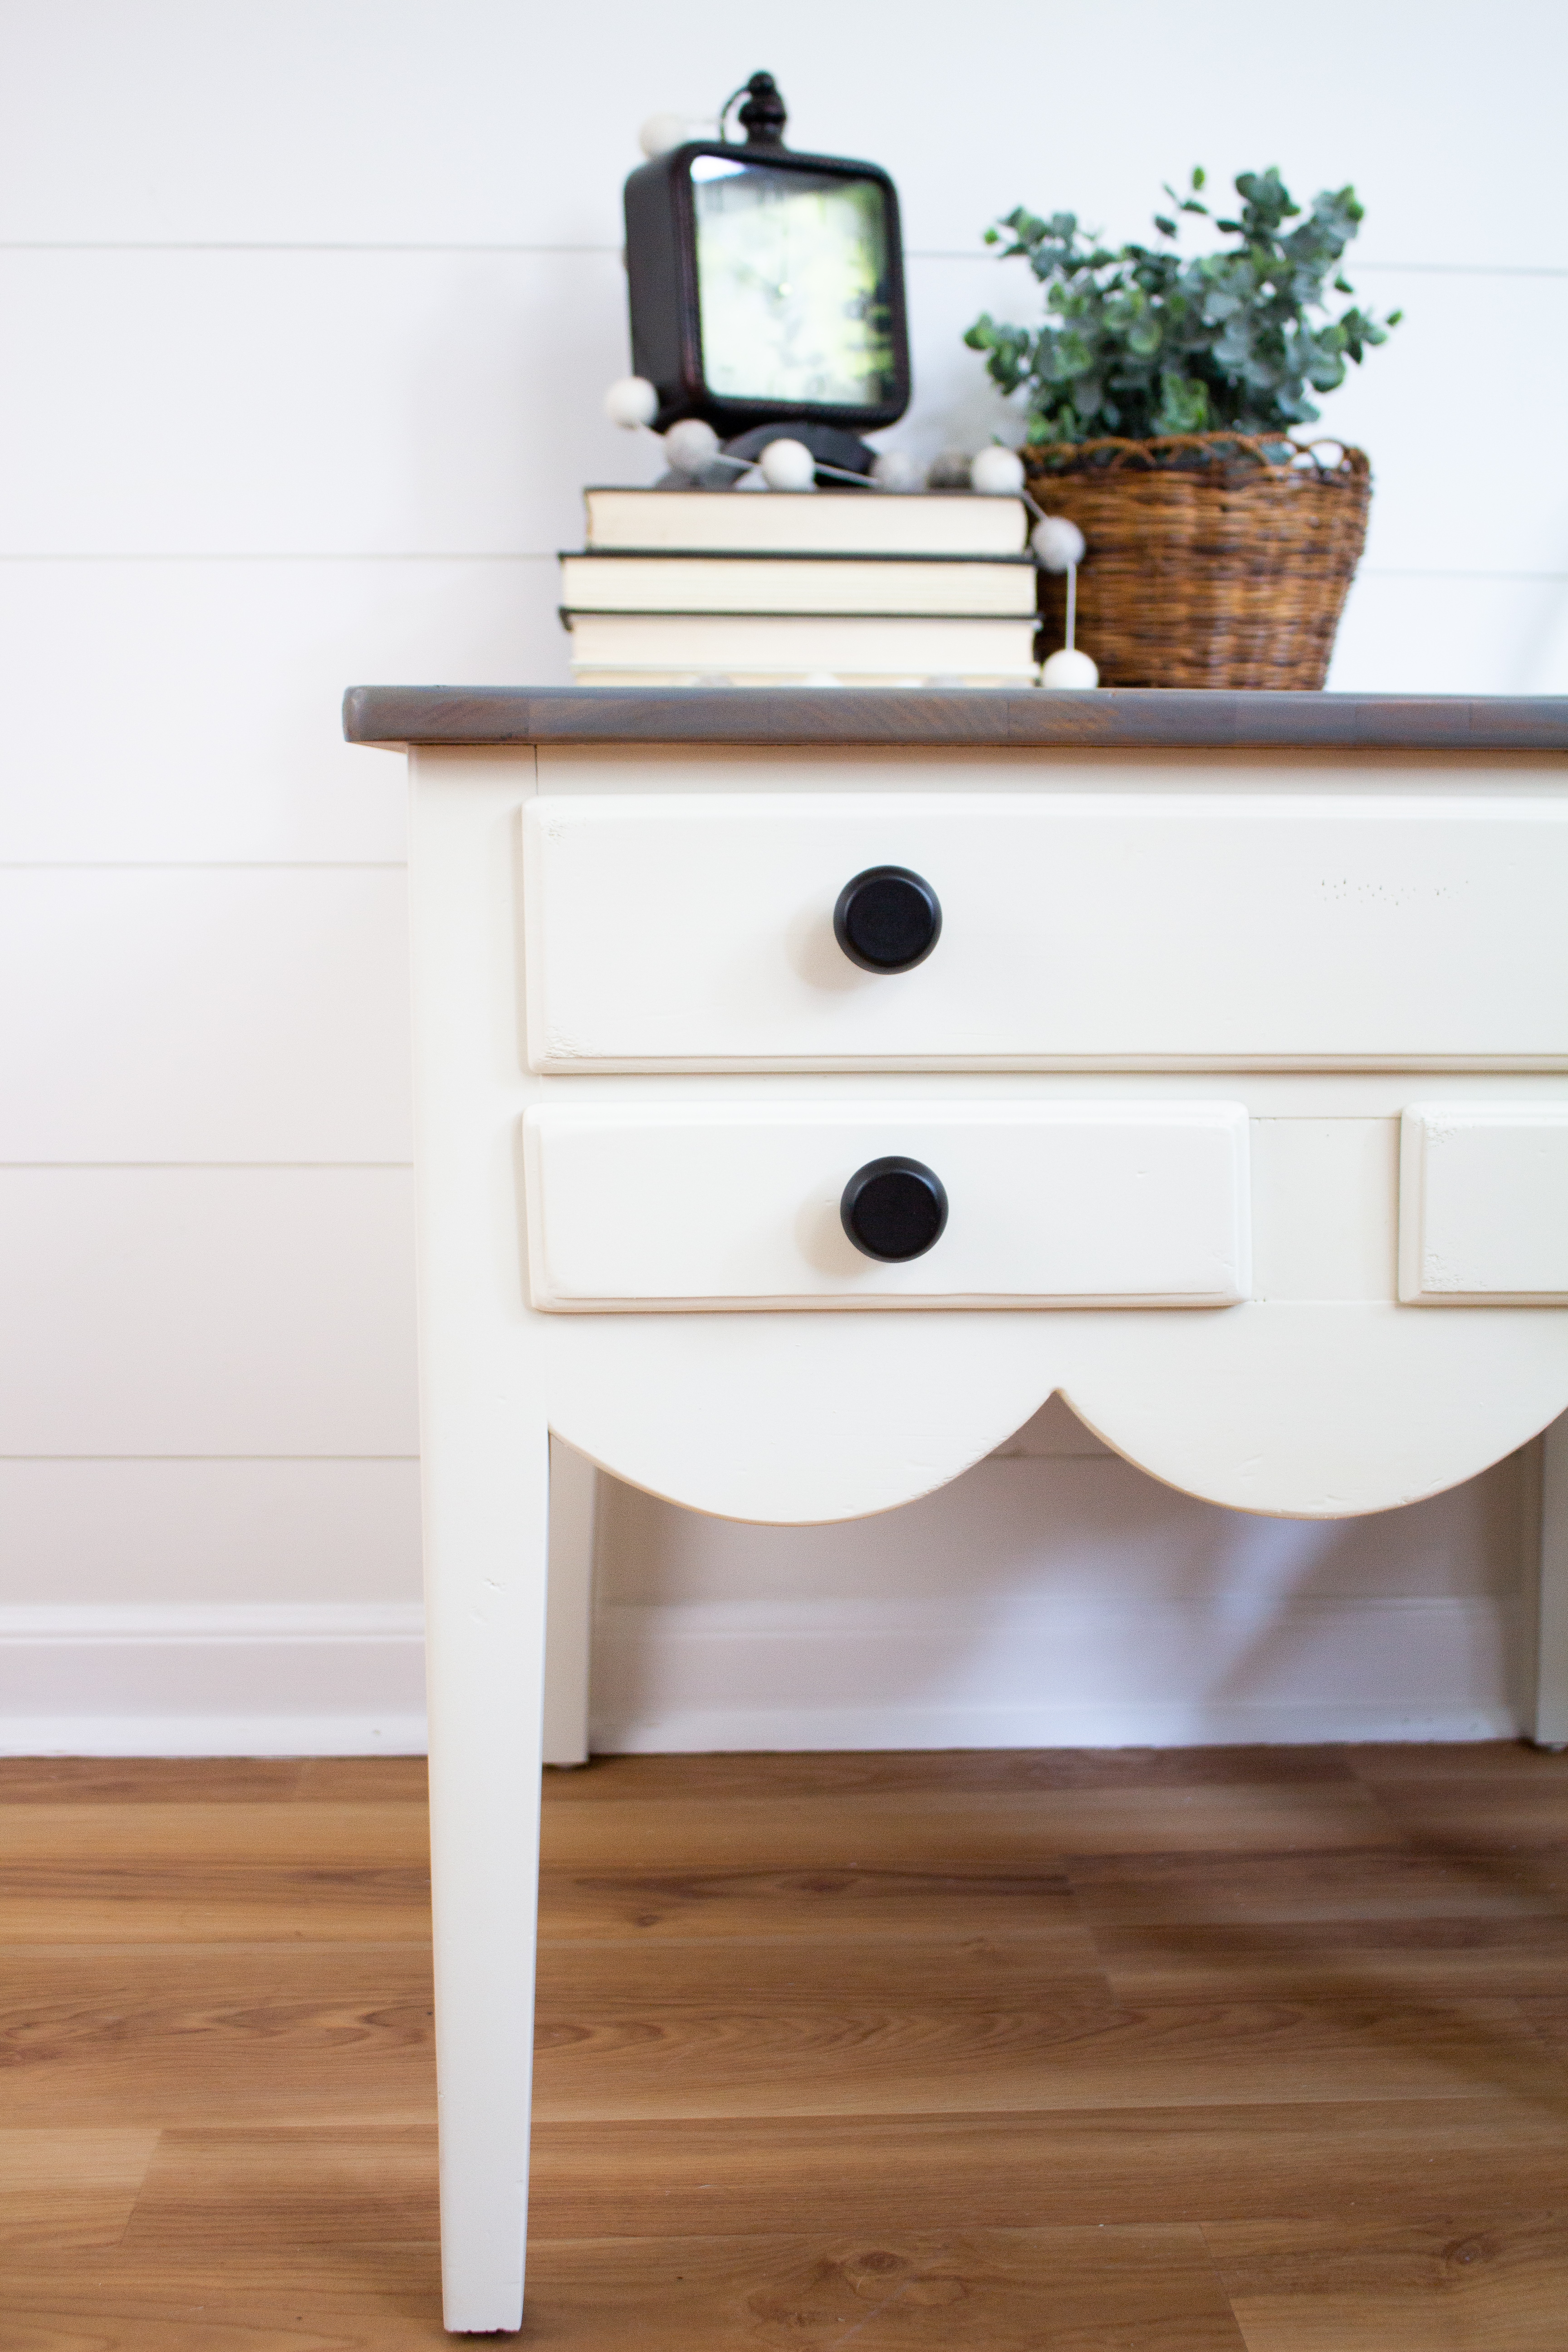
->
<box><xmin>759</xmin><ymin>438</ymin><xmax>817</xmax><ymax>492</ymax></box>
<box><xmin>639</xmin><ymin>112</ymin><xmax>691</xmax><ymax>159</ymax></box>
<box><xmin>603</xmin><ymin>375</ymin><xmax>659</xmax><ymax>431</ymax></box>
<box><xmin>870</xmin><ymin>449</ymin><xmax>924</xmax><ymax>492</ymax></box>
<box><xmin>1031</xmin><ymin>514</ymin><xmax>1086</xmax><ymax>572</ymax></box>
<box><xmin>970</xmin><ymin>445</ymin><xmax>1026</xmax><ymax>495</ymax></box>
<box><xmin>1040</xmin><ymin>647</ymin><xmax>1100</xmax><ymax>691</ymax></box>
<box><xmin>662</xmin><ymin>417</ymin><xmax>720</xmax><ymax>475</ymax></box>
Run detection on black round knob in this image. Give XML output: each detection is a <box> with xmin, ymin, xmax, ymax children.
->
<box><xmin>840</xmin><ymin>1156</ymin><xmax>949</xmax><ymax>1263</ymax></box>
<box><xmin>833</xmin><ymin>866</ymin><xmax>942</xmax><ymax>973</ymax></box>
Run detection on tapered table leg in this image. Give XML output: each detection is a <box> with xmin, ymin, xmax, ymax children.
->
<box><xmin>424</xmin><ymin>1416</ymin><xmax>549</xmax><ymax>2331</ymax></box>
<box><xmin>1532</xmin><ymin>1412</ymin><xmax>1568</xmax><ymax>1749</ymax></box>
<box><xmin>544</xmin><ymin>1436</ymin><xmax>597</xmax><ymax>1768</ymax></box>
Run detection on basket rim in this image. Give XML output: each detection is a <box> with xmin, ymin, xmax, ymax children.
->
<box><xmin>1022</xmin><ymin>431</ymin><xmax>1369</xmax><ymax>482</ymax></box>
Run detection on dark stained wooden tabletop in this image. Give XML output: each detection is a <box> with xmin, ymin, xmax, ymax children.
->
<box><xmin>343</xmin><ymin>685</ymin><xmax>1568</xmax><ymax>754</ymax></box>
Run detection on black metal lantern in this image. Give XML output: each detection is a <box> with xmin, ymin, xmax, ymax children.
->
<box><xmin>622</xmin><ymin>72</ymin><xmax>911</xmax><ymax>474</ymax></box>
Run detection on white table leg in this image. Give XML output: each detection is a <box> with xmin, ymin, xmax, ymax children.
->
<box><xmin>405</xmin><ymin>756</ymin><xmax>553</xmax><ymax>2332</ymax></box>
<box><xmin>424</xmin><ymin>1413</ymin><xmax>549</xmax><ymax>2333</ymax></box>
<box><xmin>544</xmin><ymin>1436</ymin><xmax>597</xmax><ymax>1768</ymax></box>
<box><xmin>1531</xmin><ymin>1411</ymin><xmax>1568</xmax><ymax>1749</ymax></box>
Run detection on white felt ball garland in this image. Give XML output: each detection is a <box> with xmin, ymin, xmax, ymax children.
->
<box><xmin>1040</xmin><ymin>647</ymin><xmax>1100</xmax><ymax>689</ymax></box>
<box><xmin>1033</xmin><ymin>506</ymin><xmax>1099</xmax><ymax>689</ymax></box>
<box><xmin>603</xmin><ymin>379</ymin><xmax>868</xmax><ymax>493</ymax></box>
<box><xmin>599</xmin><ymin>376</ymin><xmax>1100</xmax><ymax>684</ymax></box>
<box><xmin>969</xmin><ymin>445</ymin><xmax>1026</xmax><ymax>496</ymax></box>
<box><xmin>662</xmin><ymin>416</ymin><xmax>721</xmax><ymax>475</ymax></box>
<box><xmin>1031</xmin><ymin>514</ymin><xmax>1085</xmax><ymax>572</ymax></box>
<box><xmin>757</xmin><ymin>437</ymin><xmax>817</xmax><ymax>492</ymax></box>
<box><xmin>603</xmin><ymin>375</ymin><xmax>660</xmax><ymax>429</ymax></box>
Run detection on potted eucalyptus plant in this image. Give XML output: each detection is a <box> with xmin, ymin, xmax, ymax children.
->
<box><xmin>965</xmin><ymin>168</ymin><xmax>1401</xmax><ymax>688</ymax></box>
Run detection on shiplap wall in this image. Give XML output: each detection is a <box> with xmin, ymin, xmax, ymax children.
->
<box><xmin>1</xmin><ymin>0</ymin><xmax>1564</xmax><ymax>1753</ymax></box>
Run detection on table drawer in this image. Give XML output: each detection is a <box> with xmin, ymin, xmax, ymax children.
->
<box><xmin>1400</xmin><ymin>1105</ymin><xmax>1568</xmax><ymax>1303</ymax></box>
<box><xmin>522</xmin><ymin>1100</ymin><xmax>1250</xmax><ymax>1311</ymax></box>
<box><xmin>522</xmin><ymin>792</ymin><xmax>1568</xmax><ymax>1071</ymax></box>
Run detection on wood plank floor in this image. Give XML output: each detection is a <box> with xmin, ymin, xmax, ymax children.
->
<box><xmin>3</xmin><ymin>1747</ymin><xmax>1568</xmax><ymax>2345</ymax></box>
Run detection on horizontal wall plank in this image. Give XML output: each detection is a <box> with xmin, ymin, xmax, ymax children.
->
<box><xmin>0</xmin><ymin>250</ymin><xmax>658</xmax><ymax>558</ymax></box>
<box><xmin>1</xmin><ymin>251</ymin><xmax>1563</xmax><ymax>577</ymax></box>
<box><xmin>0</xmin><ymin>1</ymin><xmax>1562</xmax><ymax>267</ymax></box>
<box><xmin>1328</xmin><ymin>571</ymin><xmax>1568</xmax><ymax>695</ymax></box>
<box><xmin>0</xmin><ymin>1169</ymin><xmax>416</xmax><ymax>1455</ymax></box>
<box><xmin>0</xmin><ymin>1460</ymin><xmax>421</xmax><ymax>1605</ymax></box>
<box><xmin>1304</xmin><ymin>269</ymin><xmax>1568</xmax><ymax>580</ymax></box>
<box><xmin>0</xmin><ymin>556</ymin><xmax>563</xmax><ymax>862</ymax></box>
<box><xmin>0</xmin><ymin>870</ymin><xmax>412</xmax><ymax>1161</ymax></box>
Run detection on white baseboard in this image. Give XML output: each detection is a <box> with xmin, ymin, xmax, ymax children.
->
<box><xmin>0</xmin><ymin>1588</ymin><xmax>1523</xmax><ymax>1758</ymax></box>
<box><xmin>594</xmin><ymin>1702</ymin><xmax>1520</xmax><ymax>1752</ymax></box>
<box><xmin>589</xmin><ymin>1594</ymin><xmax>1523</xmax><ymax>1753</ymax></box>
<box><xmin>0</xmin><ymin>1603</ymin><xmax>427</xmax><ymax>1755</ymax></box>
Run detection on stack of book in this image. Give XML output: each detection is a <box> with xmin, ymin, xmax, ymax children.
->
<box><xmin>559</xmin><ymin>487</ymin><xmax>1039</xmax><ymax>686</ymax></box>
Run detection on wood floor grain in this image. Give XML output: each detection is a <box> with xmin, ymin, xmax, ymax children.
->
<box><xmin>1205</xmin><ymin>2211</ymin><xmax>1568</xmax><ymax>2350</ymax></box>
<box><xmin>0</xmin><ymin>1945</ymin><xmax>435</xmax><ymax>2126</ymax></box>
<box><xmin>2</xmin><ymin>1744</ymin><xmax>1568</xmax><ymax>2345</ymax></box>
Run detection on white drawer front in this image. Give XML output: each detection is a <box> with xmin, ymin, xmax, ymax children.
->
<box><xmin>522</xmin><ymin>792</ymin><xmax>1568</xmax><ymax>1071</ymax></box>
<box><xmin>522</xmin><ymin>1102</ymin><xmax>1250</xmax><ymax>1311</ymax></box>
<box><xmin>1400</xmin><ymin>1106</ymin><xmax>1568</xmax><ymax>1302</ymax></box>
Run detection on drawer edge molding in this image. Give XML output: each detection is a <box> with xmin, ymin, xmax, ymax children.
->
<box><xmin>522</xmin><ymin>1100</ymin><xmax>1251</xmax><ymax>1313</ymax></box>
<box><xmin>521</xmin><ymin>792</ymin><xmax>1568</xmax><ymax>1074</ymax></box>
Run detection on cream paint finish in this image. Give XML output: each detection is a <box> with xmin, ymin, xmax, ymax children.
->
<box><xmin>1399</xmin><ymin>1107</ymin><xmax>1568</xmax><ymax>1303</ymax></box>
<box><xmin>409</xmin><ymin>731</ymin><xmax>1568</xmax><ymax>2328</ymax></box>
<box><xmin>523</xmin><ymin>1100</ymin><xmax>1251</xmax><ymax>1310</ymax></box>
<box><xmin>407</xmin><ymin>740</ymin><xmax>1568</xmax><ymax>1523</ymax></box>
<box><xmin>540</xmin><ymin>1299</ymin><xmax>1568</xmax><ymax>1525</ymax></box>
<box><xmin>523</xmin><ymin>786</ymin><xmax>1568</xmax><ymax>1071</ymax></box>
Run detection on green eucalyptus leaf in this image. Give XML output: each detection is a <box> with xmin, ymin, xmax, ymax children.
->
<box><xmin>967</xmin><ymin>162</ymin><xmax>1398</xmax><ymax>441</ymax></box>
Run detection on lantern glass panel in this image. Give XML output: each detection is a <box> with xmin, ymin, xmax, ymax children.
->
<box><xmin>690</xmin><ymin>156</ymin><xmax>898</xmax><ymax>410</ymax></box>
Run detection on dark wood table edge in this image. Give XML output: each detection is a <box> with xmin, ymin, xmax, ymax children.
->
<box><xmin>342</xmin><ymin>685</ymin><xmax>1568</xmax><ymax>755</ymax></box>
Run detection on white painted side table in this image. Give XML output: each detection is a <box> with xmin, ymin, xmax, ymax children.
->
<box><xmin>345</xmin><ymin>686</ymin><xmax>1568</xmax><ymax>2334</ymax></box>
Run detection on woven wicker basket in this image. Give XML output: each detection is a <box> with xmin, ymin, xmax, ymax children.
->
<box><xmin>1023</xmin><ymin>434</ymin><xmax>1371</xmax><ymax>690</ymax></box>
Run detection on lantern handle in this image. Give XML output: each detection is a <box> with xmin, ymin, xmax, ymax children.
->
<box><xmin>718</xmin><ymin>70</ymin><xmax>787</xmax><ymax>149</ymax></box>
